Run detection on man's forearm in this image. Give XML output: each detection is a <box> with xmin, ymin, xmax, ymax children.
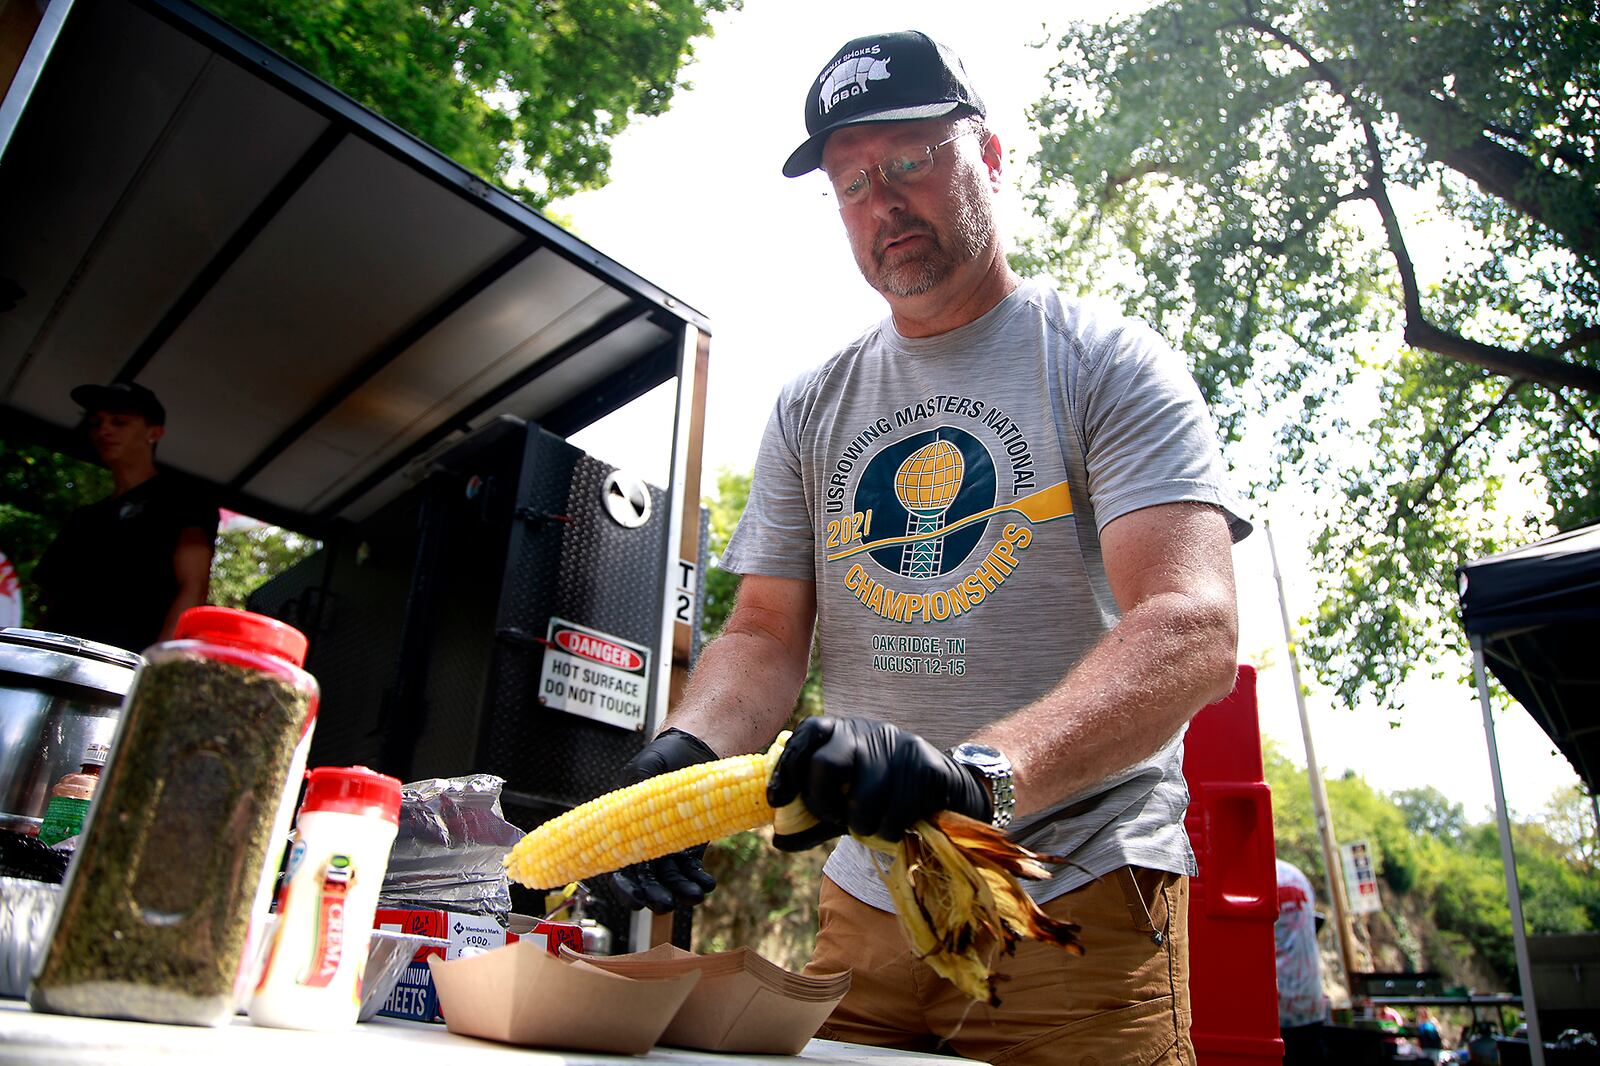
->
<box><xmin>662</xmin><ymin>619</ymin><xmax>811</xmax><ymax>758</ymax></box>
<box><xmin>970</xmin><ymin>586</ymin><xmax>1238</xmax><ymax>818</ymax></box>
<box><xmin>157</xmin><ymin>580</ymin><xmax>207</xmax><ymax>641</ymax></box>
<box><xmin>161</xmin><ymin>535</ymin><xmax>214</xmax><ymax>641</ymax></box>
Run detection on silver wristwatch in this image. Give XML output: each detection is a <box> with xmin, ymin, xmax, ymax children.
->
<box><xmin>947</xmin><ymin>742</ymin><xmax>1016</xmax><ymax>829</ymax></box>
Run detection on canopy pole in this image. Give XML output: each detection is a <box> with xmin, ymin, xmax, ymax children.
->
<box><xmin>1266</xmin><ymin>520</ymin><xmax>1359</xmax><ymax>992</ymax></box>
<box><xmin>1472</xmin><ymin>636</ymin><xmax>1543</xmax><ymax>1064</ymax></box>
<box><xmin>1591</xmin><ymin>791</ymin><xmax>1599</xmax><ymax>857</ymax></box>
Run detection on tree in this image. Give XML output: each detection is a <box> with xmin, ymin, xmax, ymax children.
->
<box><xmin>700</xmin><ymin>467</ymin><xmax>750</xmax><ymax>639</ymax></box>
<box><xmin>1262</xmin><ymin>739</ymin><xmax>1596</xmax><ymax>987</ymax></box>
<box><xmin>209</xmin><ymin>524</ymin><xmax>320</xmax><ymax>610</ymax></box>
<box><xmin>200</xmin><ymin>0</ymin><xmax>738</xmax><ymax>206</ymax></box>
<box><xmin>1541</xmin><ymin>784</ymin><xmax>1600</xmax><ymax>875</ymax></box>
<box><xmin>0</xmin><ymin>442</ymin><xmax>110</xmax><ymax>627</ymax></box>
<box><xmin>1392</xmin><ymin>785</ymin><xmax>1468</xmax><ymax>842</ymax></box>
<box><xmin>1024</xmin><ymin>0</ymin><xmax>1599</xmax><ymax>707</ymax></box>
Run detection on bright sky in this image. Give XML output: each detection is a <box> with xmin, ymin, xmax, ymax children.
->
<box><xmin>557</xmin><ymin>1</ymin><xmax>1582</xmax><ymax>823</ymax></box>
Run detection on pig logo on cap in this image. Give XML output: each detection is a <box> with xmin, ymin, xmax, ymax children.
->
<box><xmin>819</xmin><ymin>51</ymin><xmax>891</xmax><ymax>115</ymax></box>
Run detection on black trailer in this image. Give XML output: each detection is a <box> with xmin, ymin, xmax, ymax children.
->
<box><xmin>1</xmin><ymin>0</ymin><xmax>713</xmax><ymax>950</ymax></box>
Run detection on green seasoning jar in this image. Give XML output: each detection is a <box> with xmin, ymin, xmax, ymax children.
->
<box><xmin>30</xmin><ymin>607</ymin><xmax>319</xmax><ymax>1026</ymax></box>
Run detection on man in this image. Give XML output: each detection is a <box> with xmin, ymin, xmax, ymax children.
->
<box><xmin>611</xmin><ymin>31</ymin><xmax>1249</xmax><ymax>1063</ymax></box>
<box><xmin>33</xmin><ymin>381</ymin><xmax>217</xmax><ymax>651</ymax></box>
<box><xmin>1276</xmin><ymin>858</ymin><xmax>1330</xmax><ymax>1063</ymax></box>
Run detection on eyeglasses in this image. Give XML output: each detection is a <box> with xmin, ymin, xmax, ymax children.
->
<box><xmin>826</xmin><ymin>131</ymin><xmax>972</xmax><ymax>207</ymax></box>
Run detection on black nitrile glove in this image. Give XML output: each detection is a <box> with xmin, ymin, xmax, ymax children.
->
<box><xmin>606</xmin><ymin>728</ymin><xmax>721</xmax><ymax>913</ymax></box>
<box><xmin>765</xmin><ymin>716</ymin><xmax>991</xmax><ymax>852</ymax></box>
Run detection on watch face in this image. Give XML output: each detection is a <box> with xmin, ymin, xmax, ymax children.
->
<box><xmin>952</xmin><ymin>742</ymin><xmax>1009</xmax><ymax>773</ymax></box>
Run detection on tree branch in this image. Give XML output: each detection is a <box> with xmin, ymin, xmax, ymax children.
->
<box><xmin>1389</xmin><ymin>380</ymin><xmax>1524</xmax><ymax>535</ymax></box>
<box><xmin>1476</xmin><ymin>114</ymin><xmax>1593</xmax><ymax>177</ymax></box>
<box><xmin>1402</xmin><ymin>318</ymin><xmax>1600</xmax><ymax>395</ymax></box>
<box><xmin>1551</xmin><ymin>325</ymin><xmax>1600</xmax><ymax>358</ymax></box>
<box><xmin>1241</xmin><ymin>9</ymin><xmax>1600</xmax><ymax>271</ymax></box>
<box><xmin>1260</xmin><ymin>188</ymin><xmax>1362</xmax><ymax>256</ymax></box>
<box><xmin>1260</xmin><ymin>15</ymin><xmax>1600</xmax><ymax>395</ymax></box>
<box><xmin>1549</xmin><ymin>388</ymin><xmax>1600</xmax><ymax>445</ymax></box>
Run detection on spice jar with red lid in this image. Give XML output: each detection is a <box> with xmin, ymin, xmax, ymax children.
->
<box><xmin>30</xmin><ymin>606</ymin><xmax>319</xmax><ymax>1025</ymax></box>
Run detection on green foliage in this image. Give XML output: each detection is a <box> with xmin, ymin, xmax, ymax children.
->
<box><xmin>700</xmin><ymin>467</ymin><xmax>749</xmax><ymax>639</ymax></box>
<box><xmin>1541</xmin><ymin>784</ymin><xmax>1600</xmax><ymax>876</ymax></box>
<box><xmin>0</xmin><ymin>441</ymin><xmax>111</xmax><ymax>626</ymax></box>
<box><xmin>1025</xmin><ymin>0</ymin><xmax>1600</xmax><ymax>709</ymax></box>
<box><xmin>0</xmin><ymin>438</ymin><xmax>317</xmax><ymax>622</ymax></box>
<box><xmin>697</xmin><ymin>826</ymin><xmax>826</xmax><ymax>968</ymax></box>
<box><xmin>1265</xmin><ymin>738</ymin><xmax>1600</xmax><ymax>986</ymax></box>
<box><xmin>1392</xmin><ymin>786</ymin><xmax>1467</xmax><ymax>842</ymax></box>
<box><xmin>208</xmin><ymin>524</ymin><xmax>320</xmax><ymax>609</ymax></box>
<box><xmin>199</xmin><ymin>0</ymin><xmax>738</xmax><ymax>207</ymax></box>
<box><xmin>1263</xmin><ymin>738</ymin><xmax>1325</xmax><ymax>879</ymax></box>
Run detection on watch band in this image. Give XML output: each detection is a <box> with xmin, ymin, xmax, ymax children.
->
<box><xmin>987</xmin><ymin>772</ymin><xmax>1017</xmax><ymax>830</ymax></box>
<box><xmin>947</xmin><ymin>742</ymin><xmax>1016</xmax><ymax>830</ymax></box>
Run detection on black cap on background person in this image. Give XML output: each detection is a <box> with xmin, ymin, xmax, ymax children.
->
<box><xmin>783</xmin><ymin>30</ymin><xmax>986</xmax><ymax>177</ymax></box>
<box><xmin>70</xmin><ymin>381</ymin><xmax>167</xmax><ymax>426</ymax></box>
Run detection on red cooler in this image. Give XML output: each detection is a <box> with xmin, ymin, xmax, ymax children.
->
<box><xmin>1183</xmin><ymin>665</ymin><xmax>1284</xmax><ymax>1064</ymax></box>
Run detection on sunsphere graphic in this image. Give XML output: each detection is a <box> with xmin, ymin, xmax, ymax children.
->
<box><xmin>893</xmin><ymin>438</ymin><xmax>964</xmax><ymax>578</ymax></box>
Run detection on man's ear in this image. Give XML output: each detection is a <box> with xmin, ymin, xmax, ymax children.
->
<box><xmin>981</xmin><ymin>132</ymin><xmax>1003</xmax><ymax>186</ymax></box>
<box><xmin>148</xmin><ymin>424</ymin><xmax>166</xmax><ymax>446</ymax></box>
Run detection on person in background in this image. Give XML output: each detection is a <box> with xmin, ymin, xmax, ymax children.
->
<box><xmin>605</xmin><ymin>30</ymin><xmax>1248</xmax><ymax>1064</ymax></box>
<box><xmin>32</xmin><ymin>382</ymin><xmax>217</xmax><ymax>652</ymax></box>
<box><xmin>1276</xmin><ymin>858</ymin><xmax>1331</xmax><ymax>1063</ymax></box>
<box><xmin>1416</xmin><ymin>1006</ymin><xmax>1445</xmax><ymax>1062</ymax></box>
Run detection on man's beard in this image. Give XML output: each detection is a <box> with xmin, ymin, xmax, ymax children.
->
<box><xmin>856</xmin><ymin>183</ymin><xmax>992</xmax><ymax>299</ymax></box>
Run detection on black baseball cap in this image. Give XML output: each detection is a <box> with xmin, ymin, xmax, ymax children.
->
<box><xmin>71</xmin><ymin>381</ymin><xmax>167</xmax><ymax>425</ymax></box>
<box><xmin>782</xmin><ymin>30</ymin><xmax>985</xmax><ymax>178</ymax></box>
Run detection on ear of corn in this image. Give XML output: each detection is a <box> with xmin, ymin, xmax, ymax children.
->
<box><xmin>502</xmin><ymin>730</ymin><xmax>1086</xmax><ymax>1011</ymax></box>
<box><xmin>503</xmin><ymin>731</ymin><xmax>792</xmax><ymax>890</ymax></box>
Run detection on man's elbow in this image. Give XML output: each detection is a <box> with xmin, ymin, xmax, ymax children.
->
<box><xmin>1196</xmin><ymin>600</ymin><xmax>1240</xmax><ymax>706</ymax></box>
<box><xmin>1173</xmin><ymin>589</ymin><xmax>1239</xmax><ymax>707</ymax></box>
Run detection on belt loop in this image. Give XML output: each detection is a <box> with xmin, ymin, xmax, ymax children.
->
<box><xmin>1115</xmin><ymin>866</ymin><xmax>1165</xmax><ymax>946</ymax></box>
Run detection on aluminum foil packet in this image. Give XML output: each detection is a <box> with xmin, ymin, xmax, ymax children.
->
<box><xmin>0</xmin><ymin>876</ymin><xmax>61</xmax><ymax>998</ymax></box>
<box><xmin>380</xmin><ymin>774</ymin><xmax>523</xmax><ymax>922</ymax></box>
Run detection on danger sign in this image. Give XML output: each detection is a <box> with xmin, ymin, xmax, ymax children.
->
<box><xmin>538</xmin><ymin>617</ymin><xmax>651</xmax><ymax>732</ymax></box>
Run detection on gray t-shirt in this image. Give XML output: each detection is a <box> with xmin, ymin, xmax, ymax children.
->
<box><xmin>721</xmin><ymin>279</ymin><xmax>1250</xmax><ymax>910</ymax></box>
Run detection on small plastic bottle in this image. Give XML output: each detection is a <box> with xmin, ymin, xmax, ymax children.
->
<box><xmin>249</xmin><ymin>765</ymin><xmax>402</xmax><ymax>1031</ymax></box>
<box><xmin>36</xmin><ymin>742</ymin><xmax>109</xmax><ymax>846</ymax></box>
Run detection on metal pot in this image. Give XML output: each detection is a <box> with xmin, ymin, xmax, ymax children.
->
<box><xmin>0</xmin><ymin>629</ymin><xmax>142</xmax><ymax>835</ymax></box>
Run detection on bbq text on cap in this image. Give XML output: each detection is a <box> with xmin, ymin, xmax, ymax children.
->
<box><xmin>782</xmin><ymin>30</ymin><xmax>986</xmax><ymax>178</ymax></box>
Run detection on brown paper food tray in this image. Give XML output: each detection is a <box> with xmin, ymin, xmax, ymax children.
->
<box><xmin>427</xmin><ymin>941</ymin><xmax>699</xmax><ymax>1055</ymax></box>
<box><xmin>560</xmin><ymin>944</ymin><xmax>850</xmax><ymax>1054</ymax></box>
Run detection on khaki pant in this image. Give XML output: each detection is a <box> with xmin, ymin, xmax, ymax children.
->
<box><xmin>804</xmin><ymin>866</ymin><xmax>1193</xmax><ymax>1065</ymax></box>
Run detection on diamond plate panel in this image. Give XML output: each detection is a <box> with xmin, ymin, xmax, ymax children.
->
<box><xmin>480</xmin><ymin>429</ymin><xmax>669</xmax><ymax>814</ymax></box>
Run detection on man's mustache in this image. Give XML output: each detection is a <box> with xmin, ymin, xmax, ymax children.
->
<box><xmin>874</xmin><ymin>217</ymin><xmax>939</xmax><ymax>260</ymax></box>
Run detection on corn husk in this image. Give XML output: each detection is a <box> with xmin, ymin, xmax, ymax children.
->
<box><xmin>776</xmin><ymin>802</ymin><xmax>1084</xmax><ymax>1005</ymax></box>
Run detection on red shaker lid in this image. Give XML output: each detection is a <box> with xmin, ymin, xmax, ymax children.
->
<box><xmin>173</xmin><ymin>606</ymin><xmax>310</xmax><ymax>667</ymax></box>
<box><xmin>301</xmin><ymin>765</ymin><xmax>403</xmax><ymax>823</ymax></box>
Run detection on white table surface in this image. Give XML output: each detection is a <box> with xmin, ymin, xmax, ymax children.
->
<box><xmin>0</xmin><ymin>999</ymin><xmax>955</xmax><ymax>1064</ymax></box>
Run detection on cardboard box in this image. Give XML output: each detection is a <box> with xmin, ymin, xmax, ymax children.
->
<box><xmin>371</xmin><ymin>908</ymin><xmax>580</xmax><ymax>1022</ymax></box>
